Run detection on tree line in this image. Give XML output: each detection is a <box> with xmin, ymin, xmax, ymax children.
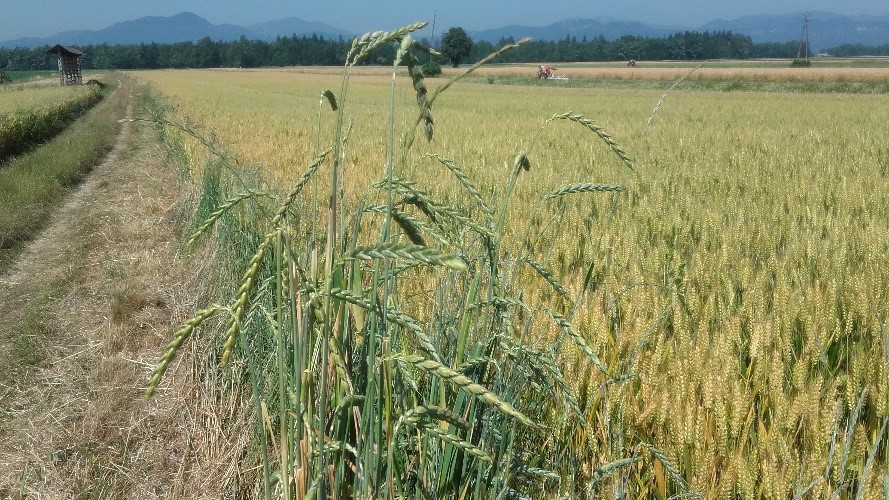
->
<box><xmin>0</xmin><ymin>30</ymin><xmax>881</xmax><ymax>71</ymax></box>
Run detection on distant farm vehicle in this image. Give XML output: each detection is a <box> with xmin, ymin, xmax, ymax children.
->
<box><xmin>537</xmin><ymin>65</ymin><xmax>568</xmax><ymax>80</ymax></box>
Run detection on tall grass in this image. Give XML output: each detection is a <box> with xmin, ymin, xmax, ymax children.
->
<box><xmin>145</xmin><ymin>23</ymin><xmax>681</xmax><ymax>498</ymax></box>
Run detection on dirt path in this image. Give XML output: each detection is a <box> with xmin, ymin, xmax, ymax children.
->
<box><xmin>0</xmin><ymin>84</ymin><xmax>206</xmax><ymax>498</ymax></box>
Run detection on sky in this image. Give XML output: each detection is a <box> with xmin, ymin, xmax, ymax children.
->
<box><xmin>1</xmin><ymin>0</ymin><xmax>887</xmax><ymax>41</ymax></box>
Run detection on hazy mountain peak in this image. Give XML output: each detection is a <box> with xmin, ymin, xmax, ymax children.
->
<box><xmin>1</xmin><ymin>11</ymin><xmax>886</xmax><ymax>50</ymax></box>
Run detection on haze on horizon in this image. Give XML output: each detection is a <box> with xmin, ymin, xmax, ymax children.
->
<box><xmin>1</xmin><ymin>0</ymin><xmax>887</xmax><ymax>42</ymax></box>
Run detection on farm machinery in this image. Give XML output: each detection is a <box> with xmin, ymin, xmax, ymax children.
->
<box><xmin>537</xmin><ymin>65</ymin><xmax>568</xmax><ymax>80</ymax></box>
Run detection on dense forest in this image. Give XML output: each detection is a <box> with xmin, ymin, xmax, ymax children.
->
<box><xmin>0</xmin><ymin>30</ymin><xmax>882</xmax><ymax>71</ymax></box>
<box><xmin>824</xmin><ymin>43</ymin><xmax>889</xmax><ymax>57</ymax></box>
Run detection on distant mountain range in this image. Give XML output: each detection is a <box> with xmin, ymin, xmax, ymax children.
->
<box><xmin>0</xmin><ymin>12</ymin><xmax>351</xmax><ymax>49</ymax></box>
<box><xmin>2</xmin><ymin>11</ymin><xmax>887</xmax><ymax>51</ymax></box>
<box><xmin>469</xmin><ymin>18</ymin><xmax>679</xmax><ymax>44</ymax></box>
<box><xmin>469</xmin><ymin>12</ymin><xmax>889</xmax><ymax>50</ymax></box>
<box><xmin>699</xmin><ymin>11</ymin><xmax>889</xmax><ymax>49</ymax></box>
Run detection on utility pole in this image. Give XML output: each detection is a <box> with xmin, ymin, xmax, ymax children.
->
<box><xmin>430</xmin><ymin>11</ymin><xmax>437</xmax><ymax>50</ymax></box>
<box><xmin>797</xmin><ymin>12</ymin><xmax>811</xmax><ymax>60</ymax></box>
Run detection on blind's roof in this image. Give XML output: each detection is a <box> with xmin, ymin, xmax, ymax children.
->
<box><xmin>47</xmin><ymin>44</ymin><xmax>84</xmax><ymax>57</ymax></box>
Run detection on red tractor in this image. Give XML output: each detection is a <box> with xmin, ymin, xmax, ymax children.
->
<box><xmin>537</xmin><ymin>65</ymin><xmax>568</xmax><ymax>80</ymax></box>
<box><xmin>537</xmin><ymin>65</ymin><xmax>557</xmax><ymax>79</ymax></box>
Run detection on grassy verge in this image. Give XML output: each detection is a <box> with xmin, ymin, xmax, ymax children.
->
<box><xmin>0</xmin><ymin>77</ymin><xmax>126</xmax><ymax>272</ymax></box>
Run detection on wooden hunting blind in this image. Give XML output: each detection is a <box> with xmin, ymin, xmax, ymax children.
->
<box><xmin>47</xmin><ymin>44</ymin><xmax>83</xmax><ymax>86</ymax></box>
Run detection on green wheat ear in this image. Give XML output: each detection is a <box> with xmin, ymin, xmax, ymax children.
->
<box><xmin>146</xmin><ymin>304</ymin><xmax>224</xmax><ymax>398</ymax></box>
<box><xmin>345</xmin><ymin>242</ymin><xmax>467</xmax><ymax>271</ymax></box>
<box><xmin>545</xmin><ymin>183</ymin><xmax>626</xmax><ymax>200</ymax></box>
<box><xmin>321</xmin><ymin>89</ymin><xmax>337</xmax><ymax>111</ymax></box>
<box><xmin>550</xmin><ymin>112</ymin><xmax>635</xmax><ymax>172</ymax></box>
<box><xmin>395</xmin><ymin>354</ymin><xmax>540</xmax><ymax>428</ymax></box>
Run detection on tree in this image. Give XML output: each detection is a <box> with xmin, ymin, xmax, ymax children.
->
<box><xmin>441</xmin><ymin>27</ymin><xmax>473</xmax><ymax>68</ymax></box>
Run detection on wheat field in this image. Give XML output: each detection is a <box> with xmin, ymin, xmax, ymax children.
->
<box><xmin>133</xmin><ymin>62</ymin><xmax>889</xmax><ymax>497</ymax></box>
<box><xmin>0</xmin><ymin>84</ymin><xmax>94</xmax><ymax>113</ymax></box>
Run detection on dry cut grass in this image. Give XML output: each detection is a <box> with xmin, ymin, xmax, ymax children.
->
<box><xmin>0</xmin><ymin>83</ymin><xmax>246</xmax><ymax>499</ymax></box>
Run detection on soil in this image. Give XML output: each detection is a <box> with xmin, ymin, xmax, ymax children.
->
<box><xmin>0</xmin><ymin>84</ymin><xmax>229</xmax><ymax>499</ymax></box>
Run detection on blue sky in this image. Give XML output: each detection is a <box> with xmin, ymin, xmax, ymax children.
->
<box><xmin>1</xmin><ymin>0</ymin><xmax>886</xmax><ymax>40</ymax></box>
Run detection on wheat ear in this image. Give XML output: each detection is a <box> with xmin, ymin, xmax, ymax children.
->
<box><xmin>347</xmin><ymin>22</ymin><xmax>428</xmax><ymax>66</ymax></box>
<box><xmin>521</xmin><ymin>257</ymin><xmax>573</xmax><ymax>306</ymax></box>
<box><xmin>643</xmin><ymin>60</ymin><xmax>706</xmax><ymax>135</ymax></box>
<box><xmin>546</xmin><ymin>309</ymin><xmax>608</xmax><ymax>374</ymax></box>
<box><xmin>328</xmin><ymin>287</ymin><xmax>443</xmax><ymax>364</ymax></box>
<box><xmin>187</xmin><ymin>189</ymin><xmax>271</xmax><ymax>246</ymax></box>
<box><xmin>426</xmin><ymin>153</ymin><xmax>494</xmax><ymax>216</ymax></box>
<box><xmin>270</xmin><ymin>148</ymin><xmax>330</xmax><ymax>226</ymax></box>
<box><xmin>146</xmin><ymin>305</ymin><xmax>224</xmax><ymax>397</ymax></box>
<box><xmin>345</xmin><ymin>242</ymin><xmax>467</xmax><ymax>271</ymax></box>
<box><xmin>219</xmin><ymin>229</ymin><xmax>279</xmax><ymax>367</ymax></box>
<box><xmin>550</xmin><ymin>112</ymin><xmax>635</xmax><ymax>172</ymax></box>
<box><xmin>395</xmin><ymin>354</ymin><xmax>539</xmax><ymax>428</ymax></box>
<box><xmin>544</xmin><ymin>183</ymin><xmax>626</xmax><ymax>200</ymax></box>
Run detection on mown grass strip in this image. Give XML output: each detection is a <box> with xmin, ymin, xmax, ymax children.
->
<box><xmin>0</xmin><ymin>80</ymin><xmax>125</xmax><ymax>271</ymax></box>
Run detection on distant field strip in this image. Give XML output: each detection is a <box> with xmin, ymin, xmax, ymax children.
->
<box><xmin>0</xmin><ymin>85</ymin><xmax>103</xmax><ymax>162</ymax></box>
<box><xmin>474</xmin><ymin>64</ymin><xmax>889</xmax><ymax>82</ymax></box>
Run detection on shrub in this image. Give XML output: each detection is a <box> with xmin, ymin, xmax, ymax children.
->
<box><xmin>421</xmin><ymin>60</ymin><xmax>442</xmax><ymax>77</ymax></box>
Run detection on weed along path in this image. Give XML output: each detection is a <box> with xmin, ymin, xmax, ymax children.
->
<box><xmin>0</xmin><ymin>85</ymin><xmax>198</xmax><ymax>498</ymax></box>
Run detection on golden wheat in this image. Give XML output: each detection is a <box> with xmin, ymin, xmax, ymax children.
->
<box><xmin>132</xmin><ymin>67</ymin><xmax>889</xmax><ymax>496</ymax></box>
